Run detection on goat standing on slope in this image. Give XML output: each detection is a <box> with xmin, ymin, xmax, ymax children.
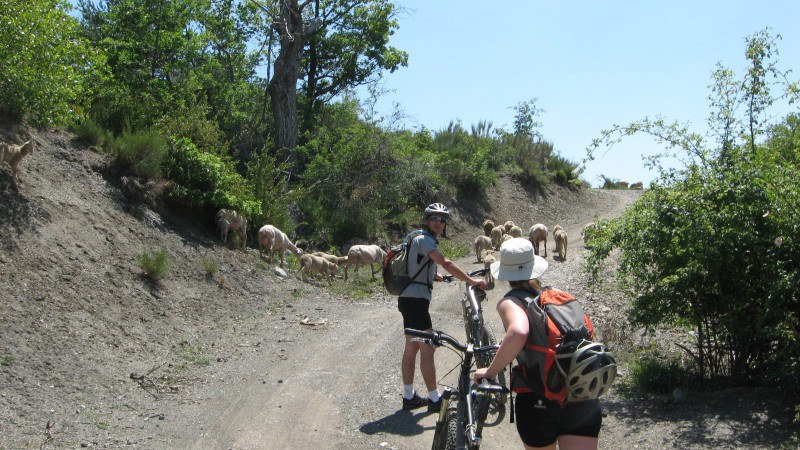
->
<box><xmin>215</xmin><ymin>209</ymin><xmax>247</xmax><ymax>249</ymax></box>
<box><xmin>1</xmin><ymin>139</ymin><xmax>34</xmax><ymax>183</ymax></box>
<box><xmin>343</xmin><ymin>244</ymin><xmax>386</xmax><ymax>281</ymax></box>
<box><xmin>258</xmin><ymin>224</ymin><xmax>303</xmax><ymax>267</ymax></box>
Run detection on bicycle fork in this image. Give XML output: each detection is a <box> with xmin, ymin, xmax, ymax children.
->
<box><xmin>436</xmin><ymin>386</ymin><xmax>455</xmax><ymax>422</ymax></box>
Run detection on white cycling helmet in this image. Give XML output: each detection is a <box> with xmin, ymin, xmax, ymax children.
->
<box><xmin>558</xmin><ymin>340</ymin><xmax>617</xmax><ymax>402</ymax></box>
<box><xmin>424</xmin><ymin>203</ymin><xmax>450</xmax><ymax>218</ymax></box>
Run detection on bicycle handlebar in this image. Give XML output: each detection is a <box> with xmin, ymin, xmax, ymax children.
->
<box><xmin>441</xmin><ymin>268</ymin><xmax>489</xmax><ymax>283</ymax></box>
<box><xmin>405</xmin><ymin>328</ymin><xmax>499</xmax><ymax>354</ymax></box>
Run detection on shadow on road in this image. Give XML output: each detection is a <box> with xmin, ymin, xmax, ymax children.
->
<box><xmin>359</xmin><ymin>409</ymin><xmax>434</xmax><ymax>437</ymax></box>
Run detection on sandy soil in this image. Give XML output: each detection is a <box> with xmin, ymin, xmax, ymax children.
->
<box><xmin>1</xmin><ymin>124</ymin><xmax>797</xmax><ymax>449</ymax></box>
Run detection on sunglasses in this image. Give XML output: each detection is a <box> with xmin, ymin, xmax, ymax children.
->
<box><xmin>428</xmin><ymin>216</ymin><xmax>447</xmax><ymax>224</ymax></box>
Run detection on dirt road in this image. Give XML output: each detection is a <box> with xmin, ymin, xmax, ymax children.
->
<box><xmin>3</xmin><ymin>127</ymin><xmax>795</xmax><ymax>449</ymax></box>
<box><xmin>163</xmin><ymin>191</ymin><xmax>641</xmax><ymax>450</ymax></box>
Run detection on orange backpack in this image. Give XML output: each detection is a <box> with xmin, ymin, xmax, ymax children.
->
<box><xmin>507</xmin><ymin>287</ymin><xmax>595</xmax><ymax>406</ymax></box>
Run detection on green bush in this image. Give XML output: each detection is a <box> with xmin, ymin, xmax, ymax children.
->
<box><xmin>630</xmin><ymin>353</ymin><xmax>693</xmax><ymax>395</ymax></box>
<box><xmin>108</xmin><ymin>129</ymin><xmax>167</xmax><ymax>179</ymax></box>
<box><xmin>137</xmin><ymin>248</ymin><xmax>170</xmax><ymax>280</ymax></box>
<box><xmin>439</xmin><ymin>239</ymin><xmax>469</xmax><ymax>260</ymax></box>
<box><xmin>585</xmin><ymin>31</ymin><xmax>800</xmax><ymax>395</ymax></box>
<box><xmin>161</xmin><ymin>137</ymin><xmax>260</xmax><ymax>219</ymax></box>
<box><xmin>153</xmin><ymin>102</ymin><xmax>227</xmax><ymax>156</ymax></box>
<box><xmin>549</xmin><ymin>152</ymin><xmax>581</xmax><ymax>184</ymax></box>
<box><xmin>71</xmin><ymin>119</ymin><xmax>114</xmax><ymax>148</ymax></box>
<box><xmin>247</xmin><ymin>147</ymin><xmax>293</xmax><ymax>232</ymax></box>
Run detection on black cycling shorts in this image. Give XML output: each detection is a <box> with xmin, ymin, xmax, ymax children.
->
<box><xmin>397</xmin><ymin>297</ymin><xmax>432</xmax><ymax>331</ymax></box>
<box><xmin>514</xmin><ymin>392</ymin><xmax>602</xmax><ymax>447</ymax></box>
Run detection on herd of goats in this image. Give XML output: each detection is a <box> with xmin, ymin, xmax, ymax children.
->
<box><xmin>214</xmin><ymin>208</ymin><xmax>597</xmax><ymax>287</ymax></box>
<box><xmin>0</xmin><ymin>137</ymin><xmax>599</xmax><ymax>288</ymax></box>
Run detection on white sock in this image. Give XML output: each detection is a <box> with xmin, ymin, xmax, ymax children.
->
<box><xmin>403</xmin><ymin>385</ymin><xmax>415</xmax><ymax>400</ymax></box>
<box><xmin>428</xmin><ymin>389</ymin><xmax>441</xmax><ymax>402</ymax></box>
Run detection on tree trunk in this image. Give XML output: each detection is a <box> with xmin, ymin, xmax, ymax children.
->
<box><xmin>268</xmin><ymin>0</ymin><xmax>307</xmax><ymax>159</ymax></box>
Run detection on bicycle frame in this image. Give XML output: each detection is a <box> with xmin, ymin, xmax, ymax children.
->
<box><xmin>456</xmin><ymin>269</ymin><xmax>507</xmax><ymax>406</ymax></box>
<box><xmin>405</xmin><ymin>328</ymin><xmax>507</xmax><ymax>450</ymax></box>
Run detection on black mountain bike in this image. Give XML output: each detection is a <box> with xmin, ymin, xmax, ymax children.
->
<box><xmin>405</xmin><ymin>328</ymin><xmax>509</xmax><ymax>450</ymax></box>
<box><xmin>445</xmin><ymin>268</ymin><xmax>507</xmax><ymax>406</ymax></box>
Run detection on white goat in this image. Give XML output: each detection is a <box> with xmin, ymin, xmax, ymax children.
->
<box><xmin>503</xmin><ymin>220</ymin><xmax>516</xmax><ymax>233</ymax></box>
<box><xmin>257</xmin><ymin>224</ymin><xmax>303</xmax><ymax>267</ymax></box>
<box><xmin>554</xmin><ymin>227</ymin><xmax>568</xmax><ymax>260</ymax></box>
<box><xmin>482</xmin><ymin>219</ymin><xmax>495</xmax><ymax>237</ymax></box>
<box><xmin>215</xmin><ymin>209</ymin><xmax>247</xmax><ymax>248</ymax></box>
<box><xmin>508</xmin><ymin>225</ymin><xmax>524</xmax><ymax>238</ymax></box>
<box><xmin>311</xmin><ymin>251</ymin><xmax>348</xmax><ymax>267</ymax></box>
<box><xmin>490</xmin><ymin>225</ymin><xmax>505</xmax><ymax>250</ymax></box>
<box><xmin>474</xmin><ymin>235</ymin><xmax>493</xmax><ymax>262</ymax></box>
<box><xmin>528</xmin><ymin>223</ymin><xmax>548</xmax><ymax>257</ymax></box>
<box><xmin>1</xmin><ymin>140</ymin><xmax>34</xmax><ymax>182</ymax></box>
<box><xmin>298</xmin><ymin>254</ymin><xmax>338</xmax><ymax>285</ymax></box>
<box><xmin>582</xmin><ymin>222</ymin><xmax>597</xmax><ymax>245</ymax></box>
<box><xmin>483</xmin><ymin>249</ymin><xmax>496</xmax><ymax>287</ymax></box>
<box><xmin>344</xmin><ymin>244</ymin><xmax>386</xmax><ymax>281</ymax></box>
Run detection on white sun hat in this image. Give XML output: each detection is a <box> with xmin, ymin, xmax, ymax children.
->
<box><xmin>490</xmin><ymin>237</ymin><xmax>548</xmax><ymax>281</ymax></box>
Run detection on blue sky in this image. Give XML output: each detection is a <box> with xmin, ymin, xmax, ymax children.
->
<box><xmin>365</xmin><ymin>1</ymin><xmax>800</xmax><ymax>187</ymax></box>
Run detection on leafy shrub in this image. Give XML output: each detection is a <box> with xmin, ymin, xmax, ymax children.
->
<box><xmin>71</xmin><ymin>119</ymin><xmax>114</xmax><ymax>148</ymax></box>
<box><xmin>247</xmin><ymin>147</ymin><xmax>293</xmax><ymax>232</ymax></box>
<box><xmin>630</xmin><ymin>352</ymin><xmax>693</xmax><ymax>394</ymax></box>
<box><xmin>161</xmin><ymin>137</ymin><xmax>260</xmax><ymax>219</ymax></box>
<box><xmin>108</xmin><ymin>129</ymin><xmax>167</xmax><ymax>179</ymax></box>
<box><xmin>153</xmin><ymin>102</ymin><xmax>227</xmax><ymax>156</ymax></box>
<box><xmin>509</xmin><ymin>138</ymin><xmax>553</xmax><ymax>188</ymax></box>
<box><xmin>585</xmin><ymin>31</ymin><xmax>800</xmax><ymax>396</ymax></box>
<box><xmin>137</xmin><ymin>248</ymin><xmax>170</xmax><ymax>280</ymax></box>
<box><xmin>431</xmin><ymin>121</ymin><xmax>499</xmax><ymax>194</ymax></box>
<box><xmin>548</xmin><ymin>152</ymin><xmax>581</xmax><ymax>184</ymax></box>
<box><xmin>297</xmin><ymin>103</ymin><xmax>439</xmax><ymax>243</ymax></box>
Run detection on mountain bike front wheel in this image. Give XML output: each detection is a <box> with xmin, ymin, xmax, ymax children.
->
<box><xmin>478</xmin><ymin>325</ymin><xmax>508</xmax><ymax>406</ymax></box>
<box><xmin>431</xmin><ymin>403</ymin><xmax>459</xmax><ymax>450</ymax></box>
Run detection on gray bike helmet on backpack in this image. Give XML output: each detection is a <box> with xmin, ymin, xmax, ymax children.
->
<box><xmin>424</xmin><ymin>203</ymin><xmax>450</xmax><ymax>218</ymax></box>
<box><xmin>560</xmin><ymin>340</ymin><xmax>617</xmax><ymax>402</ymax></box>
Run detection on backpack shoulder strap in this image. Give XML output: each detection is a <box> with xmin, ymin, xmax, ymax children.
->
<box><xmin>504</xmin><ymin>288</ymin><xmax>541</xmax><ymax>309</ymax></box>
<box><xmin>406</xmin><ymin>230</ymin><xmax>434</xmax><ymax>289</ymax></box>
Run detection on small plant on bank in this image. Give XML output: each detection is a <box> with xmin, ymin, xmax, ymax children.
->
<box><xmin>138</xmin><ymin>248</ymin><xmax>170</xmax><ymax>280</ymax></box>
<box><xmin>0</xmin><ymin>355</ymin><xmax>14</xmax><ymax>366</ymax></box>
<box><xmin>200</xmin><ymin>256</ymin><xmax>218</xmax><ymax>277</ymax></box>
<box><xmin>175</xmin><ymin>340</ymin><xmax>211</xmax><ymax>367</ymax></box>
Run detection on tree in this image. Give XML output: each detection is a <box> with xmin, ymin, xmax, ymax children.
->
<box><xmin>0</xmin><ymin>0</ymin><xmax>95</xmax><ymax>125</ymax></box>
<box><xmin>300</xmin><ymin>0</ymin><xmax>408</xmax><ymax>132</ymax></box>
<box><xmin>79</xmin><ymin>0</ymin><xmax>265</xmax><ymax>156</ymax></box>
<box><xmin>250</xmin><ymin>0</ymin><xmax>406</xmax><ymax>164</ymax></box>
<box><xmin>79</xmin><ymin>0</ymin><xmax>207</xmax><ymax>131</ymax></box>
<box><xmin>584</xmin><ymin>30</ymin><xmax>800</xmax><ymax>389</ymax></box>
